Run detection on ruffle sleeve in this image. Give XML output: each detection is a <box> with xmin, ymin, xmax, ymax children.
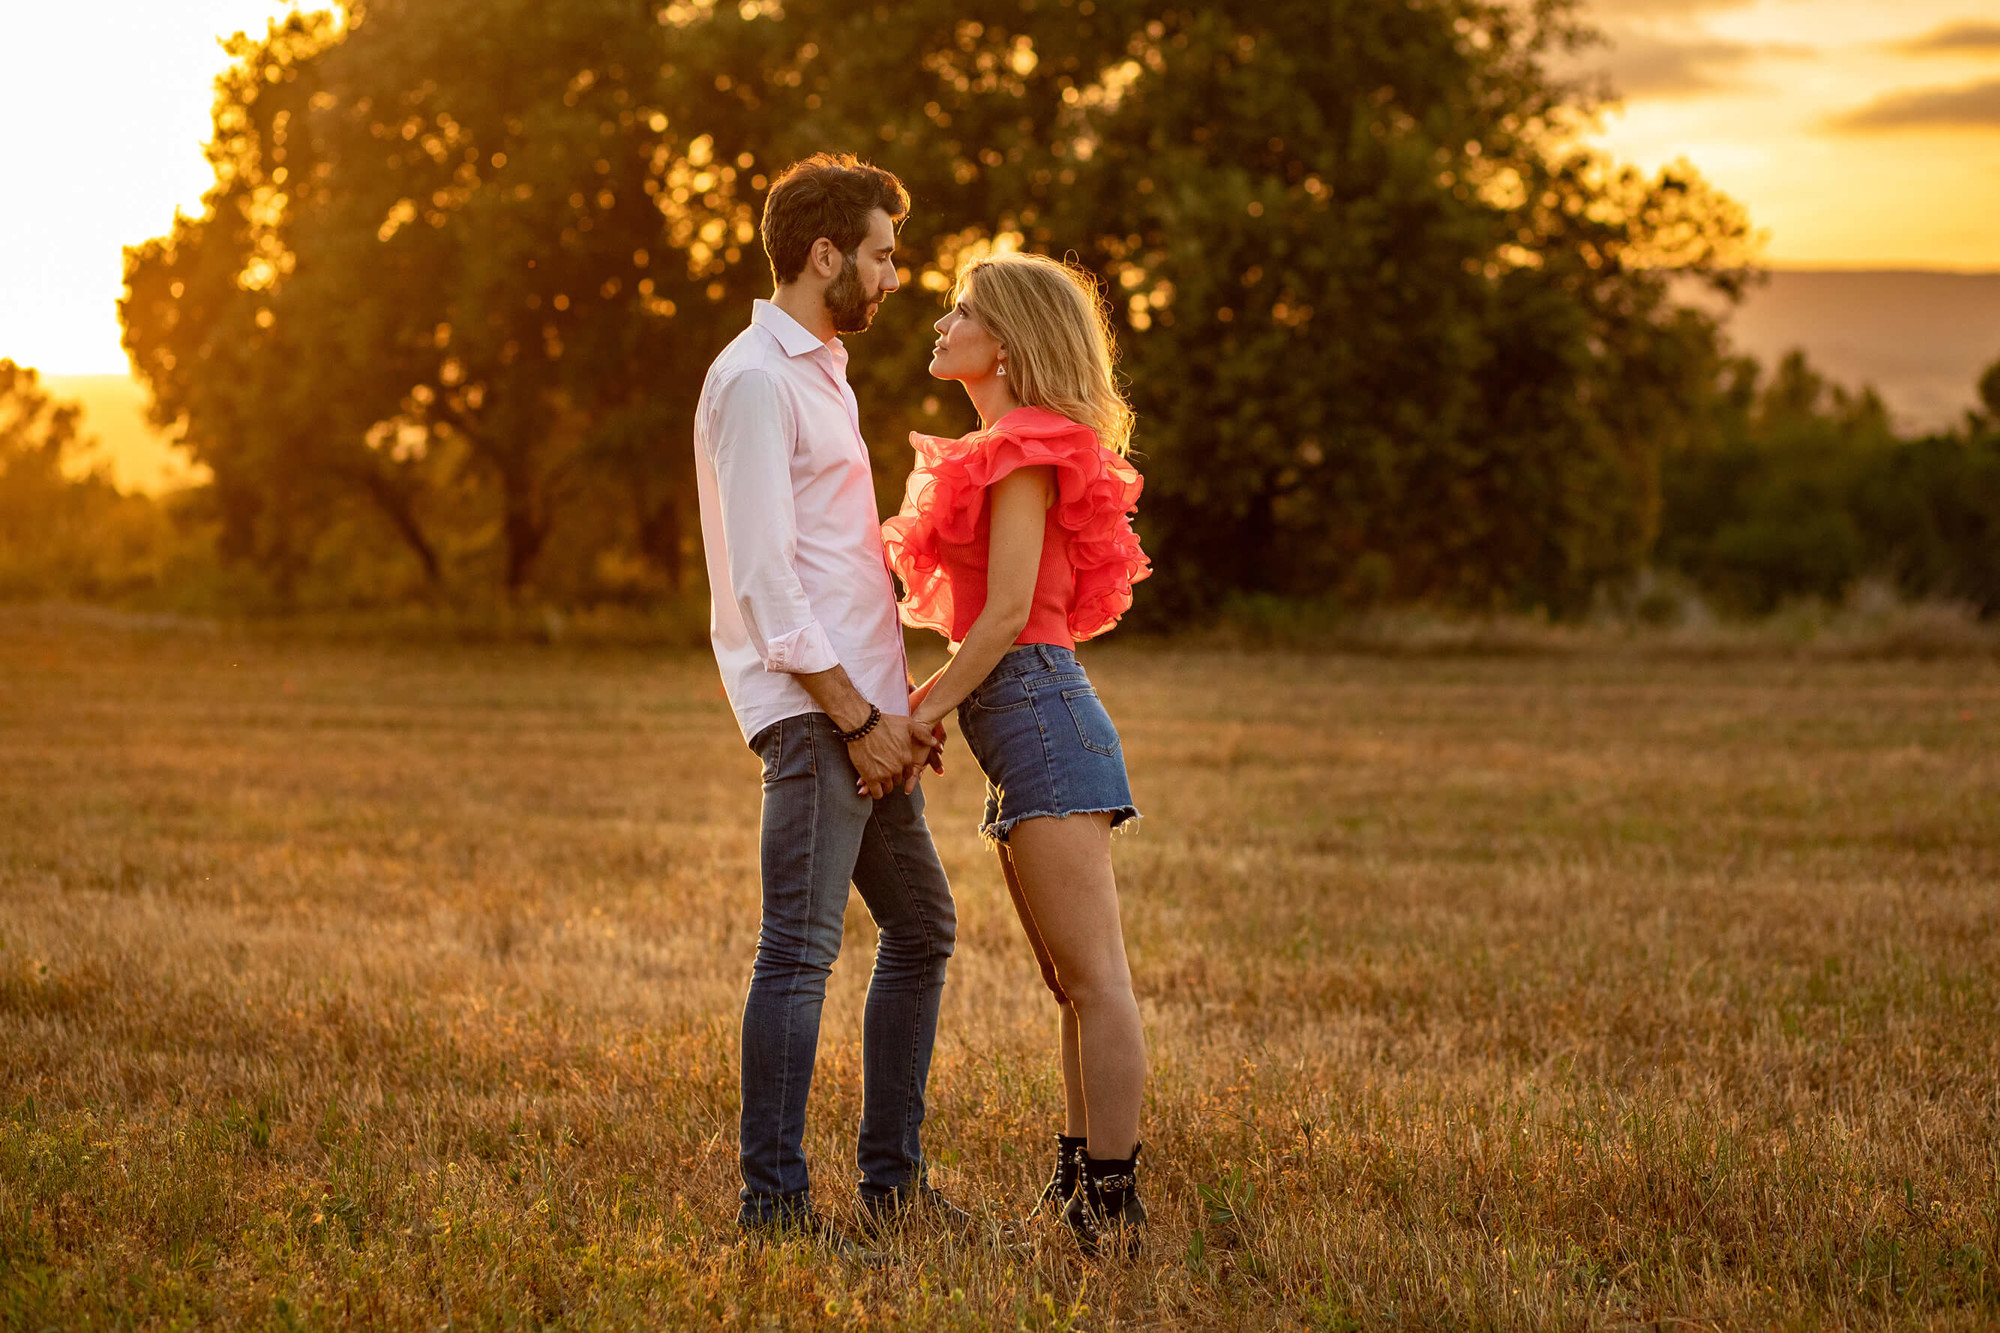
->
<box><xmin>881</xmin><ymin>406</ymin><xmax>1150</xmax><ymax>642</ymax></box>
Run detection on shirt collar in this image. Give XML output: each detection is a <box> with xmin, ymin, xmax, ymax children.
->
<box><xmin>753</xmin><ymin>299</ymin><xmax>836</xmax><ymax>359</ymax></box>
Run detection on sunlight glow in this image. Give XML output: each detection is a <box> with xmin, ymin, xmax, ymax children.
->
<box><xmin>0</xmin><ymin>2</ymin><xmax>301</xmax><ymax>374</ymax></box>
<box><xmin>1578</xmin><ymin>0</ymin><xmax>2000</xmax><ymax>270</ymax></box>
<box><xmin>0</xmin><ymin>0</ymin><xmax>1993</xmax><ymax>382</ymax></box>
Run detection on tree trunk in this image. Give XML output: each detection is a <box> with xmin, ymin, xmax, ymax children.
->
<box><xmin>354</xmin><ymin>468</ymin><xmax>442</xmax><ymax>584</ymax></box>
<box><xmin>501</xmin><ymin>468</ymin><xmax>547</xmax><ymax>596</ymax></box>
<box><xmin>637</xmin><ymin>493</ymin><xmax>684</xmax><ymax>591</ymax></box>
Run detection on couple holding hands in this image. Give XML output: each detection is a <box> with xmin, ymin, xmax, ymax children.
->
<box><xmin>693</xmin><ymin>152</ymin><xmax>1151</xmax><ymax>1258</ymax></box>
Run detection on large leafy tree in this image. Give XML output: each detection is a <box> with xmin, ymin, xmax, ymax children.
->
<box><xmin>125</xmin><ymin>13</ymin><xmax>442</xmax><ymax>595</ymax></box>
<box><xmin>126</xmin><ymin>2</ymin><xmax>737</xmax><ymax>597</ymax></box>
<box><xmin>125</xmin><ymin>0</ymin><xmax>1755</xmax><ymax>613</ymax></box>
<box><xmin>784</xmin><ymin>0</ymin><xmax>1756</xmax><ymax>614</ymax></box>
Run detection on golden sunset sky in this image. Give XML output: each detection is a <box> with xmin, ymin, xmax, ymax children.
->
<box><xmin>1579</xmin><ymin>0</ymin><xmax>2000</xmax><ymax>270</ymax></box>
<box><xmin>1</xmin><ymin>0</ymin><xmax>1996</xmax><ymax>376</ymax></box>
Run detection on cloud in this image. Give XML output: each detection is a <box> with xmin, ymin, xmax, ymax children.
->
<box><xmin>1592</xmin><ymin>30</ymin><xmax>1813</xmax><ymax>99</ymax></box>
<box><xmin>1895</xmin><ymin>21</ymin><xmax>2000</xmax><ymax>55</ymax></box>
<box><xmin>1828</xmin><ymin>78</ymin><xmax>2000</xmax><ymax>131</ymax></box>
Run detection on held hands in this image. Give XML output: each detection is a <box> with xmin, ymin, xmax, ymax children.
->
<box><xmin>905</xmin><ymin>683</ymin><xmax>947</xmax><ymax>793</ymax></box>
<box><xmin>848</xmin><ymin>715</ymin><xmax>943</xmax><ymax>800</ymax></box>
<box><xmin>905</xmin><ymin>717</ymin><xmax>947</xmax><ymax>794</ymax></box>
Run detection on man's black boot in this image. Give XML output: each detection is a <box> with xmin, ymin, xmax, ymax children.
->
<box><xmin>739</xmin><ymin>1209</ymin><xmax>886</xmax><ymax>1266</ymax></box>
<box><xmin>860</xmin><ymin>1179</ymin><xmax>978</xmax><ymax>1240</ymax></box>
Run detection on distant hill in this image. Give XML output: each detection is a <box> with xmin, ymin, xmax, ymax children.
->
<box><xmin>40</xmin><ymin>374</ymin><xmax>205</xmax><ymax>494</ymax></box>
<box><xmin>1684</xmin><ymin>269</ymin><xmax>2000</xmax><ymax>435</ymax></box>
<box><xmin>33</xmin><ymin>270</ymin><xmax>2000</xmax><ymax>495</ymax></box>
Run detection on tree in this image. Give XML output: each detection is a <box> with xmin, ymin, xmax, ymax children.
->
<box><xmin>776</xmin><ymin>0</ymin><xmax>1755</xmax><ymax>615</ymax></box>
<box><xmin>125</xmin><ymin>0</ymin><xmax>1758</xmax><ymax>615</ymax></box>
<box><xmin>0</xmin><ymin>362</ymin><xmax>171</xmax><ymax>599</ymax></box>
<box><xmin>1657</xmin><ymin>350</ymin><xmax>2000</xmax><ymax>617</ymax></box>
<box><xmin>124</xmin><ymin>1</ymin><xmax>739</xmax><ymax>601</ymax></box>
<box><xmin>1854</xmin><ymin>357</ymin><xmax>2000</xmax><ymax>616</ymax></box>
<box><xmin>123</xmin><ymin>13</ymin><xmax>445</xmax><ymax>599</ymax></box>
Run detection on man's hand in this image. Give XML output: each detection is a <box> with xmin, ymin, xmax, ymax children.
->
<box><xmin>792</xmin><ymin>667</ymin><xmax>919</xmax><ymax>799</ymax></box>
<box><xmin>847</xmin><ymin>715</ymin><xmax>936</xmax><ymax>800</ymax></box>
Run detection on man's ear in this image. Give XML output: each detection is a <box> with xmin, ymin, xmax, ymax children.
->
<box><xmin>809</xmin><ymin>237</ymin><xmax>839</xmax><ymax>277</ymax></box>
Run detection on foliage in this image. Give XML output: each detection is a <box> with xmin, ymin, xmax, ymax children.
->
<box><xmin>1659</xmin><ymin>351</ymin><xmax>2000</xmax><ymax>616</ymax></box>
<box><xmin>0</xmin><ymin>361</ymin><xmax>185</xmax><ymax>601</ymax></box>
<box><xmin>120</xmin><ymin>0</ymin><xmax>1758</xmax><ymax>613</ymax></box>
<box><xmin>839</xmin><ymin>0</ymin><xmax>1756</xmax><ymax>618</ymax></box>
<box><xmin>122</xmin><ymin>4</ymin><xmax>703</xmax><ymax>603</ymax></box>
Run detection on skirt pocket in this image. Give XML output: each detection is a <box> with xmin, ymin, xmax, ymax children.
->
<box><xmin>1061</xmin><ymin>685</ymin><xmax>1121</xmax><ymax>757</ymax></box>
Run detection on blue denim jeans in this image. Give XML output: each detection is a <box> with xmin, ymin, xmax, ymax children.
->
<box><xmin>738</xmin><ymin>712</ymin><xmax>957</xmax><ymax>1225</ymax></box>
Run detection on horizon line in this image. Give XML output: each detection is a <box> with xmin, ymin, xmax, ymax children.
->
<box><xmin>24</xmin><ymin>262</ymin><xmax>2000</xmax><ymax>379</ymax></box>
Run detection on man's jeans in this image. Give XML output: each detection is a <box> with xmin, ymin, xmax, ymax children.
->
<box><xmin>738</xmin><ymin>712</ymin><xmax>956</xmax><ymax>1225</ymax></box>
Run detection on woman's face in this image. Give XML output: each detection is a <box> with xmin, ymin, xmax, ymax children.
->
<box><xmin>929</xmin><ymin>289</ymin><xmax>1005</xmax><ymax>383</ymax></box>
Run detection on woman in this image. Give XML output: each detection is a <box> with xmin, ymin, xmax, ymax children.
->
<box><xmin>879</xmin><ymin>251</ymin><xmax>1151</xmax><ymax>1255</ymax></box>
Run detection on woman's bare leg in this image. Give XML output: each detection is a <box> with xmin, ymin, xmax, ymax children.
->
<box><xmin>1003</xmin><ymin>812</ymin><xmax>1145</xmax><ymax>1159</ymax></box>
<box><xmin>998</xmin><ymin>844</ymin><xmax>1086</xmax><ymax>1137</ymax></box>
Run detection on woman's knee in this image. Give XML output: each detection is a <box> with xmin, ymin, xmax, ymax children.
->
<box><xmin>1049</xmin><ymin>967</ymin><xmax>1133</xmax><ymax>1016</ymax></box>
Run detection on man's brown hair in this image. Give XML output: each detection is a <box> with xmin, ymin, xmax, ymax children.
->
<box><xmin>761</xmin><ymin>154</ymin><xmax>909</xmax><ymax>286</ymax></box>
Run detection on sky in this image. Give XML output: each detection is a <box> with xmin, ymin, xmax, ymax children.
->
<box><xmin>1578</xmin><ymin>0</ymin><xmax>2000</xmax><ymax>272</ymax></box>
<box><xmin>0</xmin><ymin>0</ymin><xmax>1997</xmax><ymax>375</ymax></box>
<box><xmin>0</xmin><ymin>2</ymin><xmax>298</xmax><ymax>374</ymax></box>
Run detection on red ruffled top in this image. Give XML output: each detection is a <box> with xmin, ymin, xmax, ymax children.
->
<box><xmin>882</xmin><ymin>405</ymin><xmax>1149</xmax><ymax>647</ymax></box>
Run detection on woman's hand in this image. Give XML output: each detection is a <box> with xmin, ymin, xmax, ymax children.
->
<box><xmin>876</xmin><ymin>465</ymin><xmax>1051</xmax><ymax>798</ymax></box>
<box><xmin>904</xmin><ymin>673</ymin><xmax>948</xmax><ymax>790</ymax></box>
<box><xmin>851</xmin><ymin>716</ymin><xmax>944</xmax><ymax>799</ymax></box>
<box><xmin>916</xmin><ymin>720</ymin><xmax>946</xmax><ymax>784</ymax></box>
<box><xmin>894</xmin><ymin>724</ymin><xmax>946</xmax><ymax>794</ymax></box>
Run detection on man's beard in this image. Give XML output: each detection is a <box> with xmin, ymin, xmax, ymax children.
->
<box><xmin>826</xmin><ymin>253</ymin><xmax>880</xmax><ymax>333</ymax></box>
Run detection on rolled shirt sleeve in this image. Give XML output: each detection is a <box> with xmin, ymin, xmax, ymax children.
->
<box><xmin>705</xmin><ymin>370</ymin><xmax>841</xmax><ymax>676</ymax></box>
<box><xmin>763</xmin><ymin>620</ymin><xmax>839</xmax><ymax>674</ymax></box>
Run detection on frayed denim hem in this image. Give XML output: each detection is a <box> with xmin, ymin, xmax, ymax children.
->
<box><xmin>978</xmin><ymin>805</ymin><xmax>1141</xmax><ymax>847</ymax></box>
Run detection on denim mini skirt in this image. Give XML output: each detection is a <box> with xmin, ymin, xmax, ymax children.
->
<box><xmin>955</xmin><ymin>643</ymin><xmax>1138</xmax><ymax>844</ymax></box>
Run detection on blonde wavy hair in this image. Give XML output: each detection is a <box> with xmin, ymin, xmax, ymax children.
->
<box><xmin>953</xmin><ymin>252</ymin><xmax>1136</xmax><ymax>456</ymax></box>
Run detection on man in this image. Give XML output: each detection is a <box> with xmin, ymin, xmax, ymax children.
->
<box><xmin>693</xmin><ymin>153</ymin><xmax>959</xmax><ymax>1253</ymax></box>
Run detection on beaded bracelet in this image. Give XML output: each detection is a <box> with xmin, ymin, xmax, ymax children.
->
<box><xmin>834</xmin><ymin>704</ymin><xmax>882</xmax><ymax>743</ymax></box>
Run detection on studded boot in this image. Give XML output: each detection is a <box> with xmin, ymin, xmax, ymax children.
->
<box><xmin>1061</xmin><ymin>1143</ymin><xmax>1146</xmax><ymax>1257</ymax></box>
<box><xmin>1032</xmin><ymin>1133</ymin><xmax>1088</xmax><ymax>1216</ymax></box>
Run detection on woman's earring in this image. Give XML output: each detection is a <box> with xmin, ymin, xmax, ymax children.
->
<box><xmin>995</xmin><ymin>359</ymin><xmax>1007</xmax><ymax>377</ymax></box>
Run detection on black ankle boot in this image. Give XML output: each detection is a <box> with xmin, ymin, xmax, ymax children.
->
<box><xmin>1061</xmin><ymin>1143</ymin><xmax>1146</xmax><ymax>1257</ymax></box>
<box><xmin>1035</xmin><ymin>1134</ymin><xmax>1089</xmax><ymax>1213</ymax></box>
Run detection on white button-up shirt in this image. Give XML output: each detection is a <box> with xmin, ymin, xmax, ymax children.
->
<box><xmin>694</xmin><ymin>301</ymin><xmax>909</xmax><ymax>742</ymax></box>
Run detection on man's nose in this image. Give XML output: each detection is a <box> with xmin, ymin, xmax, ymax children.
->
<box><xmin>881</xmin><ymin>267</ymin><xmax>901</xmax><ymax>293</ymax></box>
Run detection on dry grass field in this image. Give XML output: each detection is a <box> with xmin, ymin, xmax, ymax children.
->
<box><xmin>2</xmin><ymin>609</ymin><xmax>1997</xmax><ymax>1330</ymax></box>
